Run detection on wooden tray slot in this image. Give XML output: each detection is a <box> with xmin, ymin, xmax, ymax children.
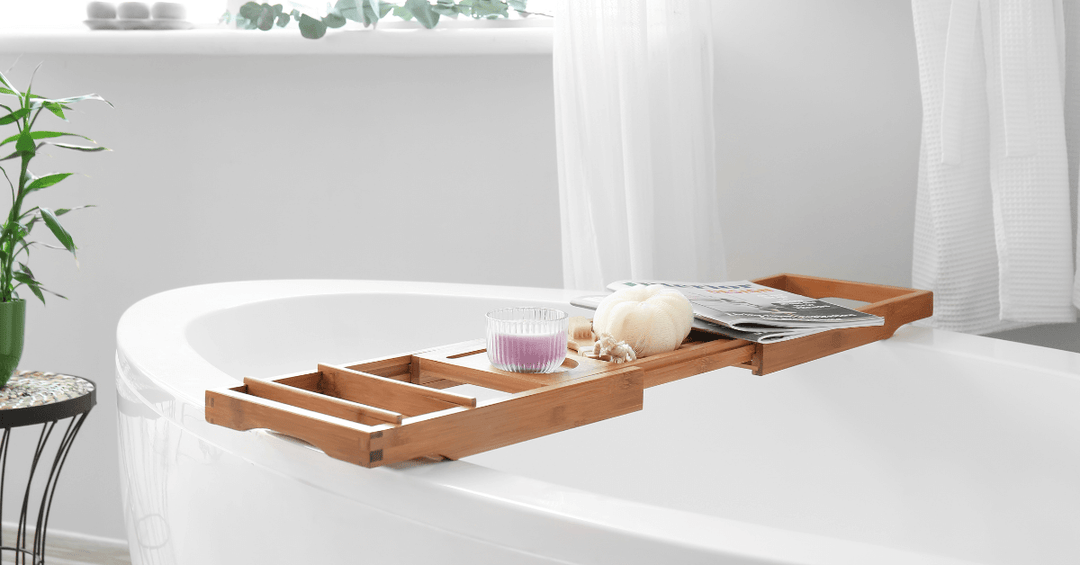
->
<box><xmin>344</xmin><ymin>351</ymin><xmax>464</xmax><ymax>389</ymax></box>
<box><xmin>344</xmin><ymin>353</ymin><xmax>414</xmax><ymax>381</ymax></box>
<box><xmin>414</xmin><ymin>340</ymin><xmax>616</xmax><ymax>394</ymax></box>
<box><xmin>243</xmin><ymin>377</ymin><xmax>403</xmax><ymax>426</ymax></box>
<box><xmin>206</xmin><ymin>387</ymin><xmax>383</xmax><ymax>465</ymax></box>
<box><xmin>318</xmin><ymin>364</ymin><xmax>477</xmax><ymax>417</ymax></box>
<box><xmin>372</xmin><ymin>366</ymin><xmax>645</xmax><ymax>464</ymax></box>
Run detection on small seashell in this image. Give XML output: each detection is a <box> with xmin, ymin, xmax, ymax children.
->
<box><xmin>593</xmin><ymin>334</ymin><xmax>637</xmax><ymax>364</ymax></box>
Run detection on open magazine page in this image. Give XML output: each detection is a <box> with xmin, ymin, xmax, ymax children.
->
<box><xmin>570</xmin><ymin>296</ymin><xmax>833</xmax><ymax>344</ymax></box>
<box><xmin>606</xmin><ymin>280</ymin><xmax>884</xmax><ymax>331</ymax></box>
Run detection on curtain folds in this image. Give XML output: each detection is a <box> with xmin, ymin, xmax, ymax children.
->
<box><xmin>912</xmin><ymin>0</ymin><xmax>1077</xmax><ymax>333</ymax></box>
<box><xmin>553</xmin><ymin>0</ymin><xmax>725</xmax><ymax>291</ymax></box>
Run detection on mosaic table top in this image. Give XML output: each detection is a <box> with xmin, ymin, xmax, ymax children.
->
<box><xmin>1</xmin><ymin>371</ymin><xmax>95</xmax><ymax>411</ymax></box>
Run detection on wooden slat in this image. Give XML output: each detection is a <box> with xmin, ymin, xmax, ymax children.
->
<box><xmin>754</xmin><ymin>273</ymin><xmax>918</xmax><ymax>304</ymax></box>
<box><xmin>205</xmin><ymin>388</ymin><xmax>379</xmax><ymax>465</ymax></box>
<box><xmin>319</xmin><ymin>364</ymin><xmax>476</xmax><ymax>417</ymax></box>
<box><xmin>243</xmin><ymin>377</ymin><xmax>403</xmax><ymax>425</ymax></box>
<box><xmin>369</xmin><ymin>366</ymin><xmax>644</xmax><ymax>467</ymax></box>
<box><xmin>268</xmin><ymin>370</ymin><xmax>322</xmax><ymax>390</ymax></box>
<box><xmin>633</xmin><ymin>340</ymin><xmax>756</xmax><ymax>388</ymax></box>
<box><xmin>345</xmin><ymin>355</ymin><xmax>412</xmax><ymax>380</ymax></box>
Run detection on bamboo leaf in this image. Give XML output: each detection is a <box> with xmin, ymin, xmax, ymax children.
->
<box><xmin>1</xmin><ymin>131</ymin><xmax>92</xmax><ymax>148</ymax></box>
<box><xmin>0</xmin><ymin>108</ymin><xmax>31</xmax><ymax>126</ymax></box>
<box><xmin>32</xmin><ymin>93</ymin><xmax>113</xmax><ymax>108</ymax></box>
<box><xmin>26</xmin><ymin>173</ymin><xmax>73</xmax><ymax>192</ymax></box>
<box><xmin>41</xmin><ymin>286</ymin><xmax>67</xmax><ymax>300</ymax></box>
<box><xmin>15</xmin><ymin>132</ymin><xmax>35</xmax><ymax>156</ymax></box>
<box><xmin>39</xmin><ymin>208</ymin><xmax>77</xmax><ymax>255</ymax></box>
<box><xmin>42</xmin><ymin>101</ymin><xmax>66</xmax><ymax>120</ymax></box>
<box><xmin>0</xmin><ymin>69</ymin><xmax>18</xmax><ymax>97</ymax></box>
<box><xmin>55</xmin><ymin>205</ymin><xmax>96</xmax><ymax>216</ymax></box>
<box><xmin>32</xmin><ymin>131</ymin><xmax>91</xmax><ymax>141</ymax></box>
<box><xmin>12</xmin><ymin>273</ymin><xmax>46</xmax><ymax>304</ymax></box>
<box><xmin>17</xmin><ymin>262</ymin><xmax>34</xmax><ymax>280</ymax></box>
<box><xmin>23</xmin><ymin>241</ymin><xmax>66</xmax><ymax>251</ymax></box>
<box><xmin>48</xmin><ymin>142</ymin><xmax>109</xmax><ymax>152</ymax></box>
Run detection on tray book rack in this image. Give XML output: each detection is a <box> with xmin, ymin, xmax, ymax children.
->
<box><xmin>205</xmin><ymin>274</ymin><xmax>932</xmax><ymax>469</ymax></box>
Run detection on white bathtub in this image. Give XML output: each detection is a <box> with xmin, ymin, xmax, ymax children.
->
<box><xmin>115</xmin><ymin>280</ymin><xmax>1080</xmax><ymax>565</ymax></box>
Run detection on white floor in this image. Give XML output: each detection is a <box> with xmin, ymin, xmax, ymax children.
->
<box><xmin>1</xmin><ymin>524</ymin><xmax>130</xmax><ymax>565</ymax></box>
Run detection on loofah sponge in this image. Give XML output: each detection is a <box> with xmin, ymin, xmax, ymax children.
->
<box><xmin>592</xmin><ymin>285</ymin><xmax>693</xmax><ymax>358</ymax></box>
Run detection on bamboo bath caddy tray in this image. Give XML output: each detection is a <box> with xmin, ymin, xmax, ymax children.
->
<box><xmin>205</xmin><ymin>274</ymin><xmax>932</xmax><ymax>468</ymax></box>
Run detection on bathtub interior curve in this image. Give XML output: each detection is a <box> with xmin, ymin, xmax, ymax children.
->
<box><xmin>117</xmin><ymin>281</ymin><xmax>1080</xmax><ymax>565</ymax></box>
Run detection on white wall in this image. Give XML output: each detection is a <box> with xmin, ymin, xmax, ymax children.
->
<box><xmin>3</xmin><ymin>0</ymin><xmax>1076</xmax><ymax>545</ymax></box>
<box><xmin>713</xmin><ymin>0</ymin><xmax>923</xmax><ymax>285</ymax></box>
<box><xmin>0</xmin><ymin>50</ymin><xmax>560</xmax><ymax>541</ymax></box>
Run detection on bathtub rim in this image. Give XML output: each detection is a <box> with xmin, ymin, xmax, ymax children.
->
<box><xmin>116</xmin><ymin>279</ymin><xmax>1018</xmax><ymax>565</ymax></box>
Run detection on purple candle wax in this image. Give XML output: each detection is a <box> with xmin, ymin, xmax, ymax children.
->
<box><xmin>489</xmin><ymin>332</ymin><xmax>566</xmax><ymax>373</ymax></box>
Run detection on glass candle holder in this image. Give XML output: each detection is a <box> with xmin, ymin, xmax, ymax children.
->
<box><xmin>486</xmin><ymin>307</ymin><xmax>569</xmax><ymax>374</ymax></box>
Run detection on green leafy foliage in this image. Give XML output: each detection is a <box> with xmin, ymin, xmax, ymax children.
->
<box><xmin>230</xmin><ymin>0</ymin><xmax>538</xmax><ymax>38</ymax></box>
<box><xmin>0</xmin><ymin>69</ymin><xmax>108</xmax><ymax>305</ymax></box>
<box><xmin>404</xmin><ymin>0</ymin><xmax>439</xmax><ymax>28</ymax></box>
<box><xmin>298</xmin><ymin>13</ymin><xmax>328</xmax><ymax>38</ymax></box>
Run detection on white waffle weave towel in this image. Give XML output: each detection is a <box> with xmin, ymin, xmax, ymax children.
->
<box><xmin>913</xmin><ymin>0</ymin><xmax>1076</xmax><ymax>333</ymax></box>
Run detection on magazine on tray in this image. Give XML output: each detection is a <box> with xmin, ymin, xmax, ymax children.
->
<box><xmin>571</xmin><ymin>280</ymin><xmax>884</xmax><ymax>344</ymax></box>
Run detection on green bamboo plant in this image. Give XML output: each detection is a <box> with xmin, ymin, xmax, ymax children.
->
<box><xmin>0</xmin><ymin>67</ymin><xmax>110</xmax><ymax>305</ymax></box>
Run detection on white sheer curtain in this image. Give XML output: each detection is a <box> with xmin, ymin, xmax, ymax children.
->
<box><xmin>911</xmin><ymin>0</ymin><xmax>1077</xmax><ymax>333</ymax></box>
<box><xmin>552</xmin><ymin>0</ymin><xmax>725</xmax><ymax>291</ymax></box>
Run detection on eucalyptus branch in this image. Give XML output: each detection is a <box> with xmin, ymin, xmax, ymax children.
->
<box><xmin>227</xmin><ymin>0</ymin><xmax>538</xmax><ymax>39</ymax></box>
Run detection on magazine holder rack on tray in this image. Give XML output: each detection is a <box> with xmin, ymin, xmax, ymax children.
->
<box><xmin>205</xmin><ymin>274</ymin><xmax>933</xmax><ymax>468</ymax></box>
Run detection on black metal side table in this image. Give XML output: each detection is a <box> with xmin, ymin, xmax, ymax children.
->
<box><xmin>0</xmin><ymin>371</ymin><xmax>96</xmax><ymax>565</ymax></box>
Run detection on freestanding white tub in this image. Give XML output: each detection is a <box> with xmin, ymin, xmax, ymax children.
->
<box><xmin>115</xmin><ymin>280</ymin><xmax>1080</xmax><ymax>565</ymax></box>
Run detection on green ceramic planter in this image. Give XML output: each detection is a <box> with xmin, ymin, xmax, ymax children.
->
<box><xmin>0</xmin><ymin>299</ymin><xmax>26</xmax><ymax>388</ymax></box>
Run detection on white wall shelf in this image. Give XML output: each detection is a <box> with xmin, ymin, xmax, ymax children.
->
<box><xmin>0</xmin><ymin>26</ymin><xmax>553</xmax><ymax>56</ymax></box>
